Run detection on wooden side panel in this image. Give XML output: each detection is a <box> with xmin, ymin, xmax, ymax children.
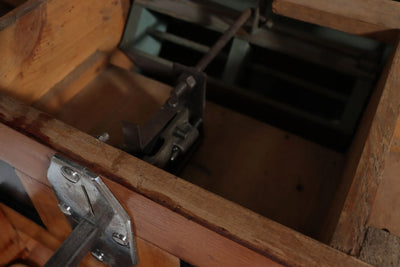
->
<box><xmin>272</xmin><ymin>0</ymin><xmax>400</xmax><ymax>43</ymax></box>
<box><xmin>326</xmin><ymin>38</ymin><xmax>400</xmax><ymax>254</ymax></box>
<box><xmin>0</xmin><ymin>96</ymin><xmax>369</xmax><ymax>266</ymax></box>
<box><xmin>0</xmin><ymin>0</ymin><xmax>128</xmax><ymax>104</ymax></box>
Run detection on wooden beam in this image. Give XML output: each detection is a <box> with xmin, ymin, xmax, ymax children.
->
<box><xmin>272</xmin><ymin>0</ymin><xmax>400</xmax><ymax>43</ymax></box>
<box><xmin>0</xmin><ymin>96</ymin><xmax>369</xmax><ymax>266</ymax></box>
<box><xmin>0</xmin><ymin>0</ymin><xmax>128</xmax><ymax>104</ymax></box>
<box><xmin>323</xmin><ymin>37</ymin><xmax>400</xmax><ymax>254</ymax></box>
<box><xmin>0</xmin><ymin>208</ymin><xmax>25</xmax><ymax>265</ymax></box>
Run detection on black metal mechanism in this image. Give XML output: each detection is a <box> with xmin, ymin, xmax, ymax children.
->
<box><xmin>121</xmin><ymin>8</ymin><xmax>252</xmax><ymax>169</ymax></box>
<box><xmin>119</xmin><ymin>0</ymin><xmax>391</xmax><ymax>153</ymax></box>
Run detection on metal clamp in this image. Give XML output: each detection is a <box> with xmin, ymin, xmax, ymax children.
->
<box><xmin>45</xmin><ymin>155</ymin><xmax>138</xmax><ymax>267</ymax></box>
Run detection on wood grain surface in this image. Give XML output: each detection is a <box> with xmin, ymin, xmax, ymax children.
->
<box><xmin>0</xmin><ymin>0</ymin><xmax>128</xmax><ymax>104</ymax></box>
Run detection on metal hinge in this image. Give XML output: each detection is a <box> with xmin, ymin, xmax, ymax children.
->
<box><xmin>45</xmin><ymin>155</ymin><xmax>138</xmax><ymax>267</ymax></box>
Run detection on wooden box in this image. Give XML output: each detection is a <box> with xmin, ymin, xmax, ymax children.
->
<box><xmin>1</xmin><ymin>0</ymin><xmax>400</xmax><ymax>266</ymax></box>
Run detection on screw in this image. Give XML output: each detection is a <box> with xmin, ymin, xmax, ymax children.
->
<box><xmin>91</xmin><ymin>249</ymin><xmax>105</xmax><ymax>262</ymax></box>
<box><xmin>58</xmin><ymin>203</ymin><xmax>71</xmax><ymax>215</ymax></box>
<box><xmin>170</xmin><ymin>146</ymin><xmax>181</xmax><ymax>162</ymax></box>
<box><xmin>185</xmin><ymin>75</ymin><xmax>196</xmax><ymax>88</ymax></box>
<box><xmin>61</xmin><ymin>166</ymin><xmax>80</xmax><ymax>183</ymax></box>
<box><xmin>97</xmin><ymin>132</ymin><xmax>110</xmax><ymax>143</ymax></box>
<box><xmin>112</xmin><ymin>232</ymin><xmax>129</xmax><ymax>247</ymax></box>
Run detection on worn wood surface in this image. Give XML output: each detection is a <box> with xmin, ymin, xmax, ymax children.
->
<box><xmin>359</xmin><ymin>227</ymin><xmax>400</xmax><ymax>267</ymax></box>
<box><xmin>0</xmin><ymin>95</ymin><xmax>370</xmax><ymax>266</ymax></box>
<box><xmin>0</xmin><ymin>0</ymin><xmax>128</xmax><ymax>104</ymax></box>
<box><xmin>272</xmin><ymin>0</ymin><xmax>400</xmax><ymax>43</ymax></box>
<box><xmin>325</xmin><ymin>37</ymin><xmax>400</xmax><ymax>255</ymax></box>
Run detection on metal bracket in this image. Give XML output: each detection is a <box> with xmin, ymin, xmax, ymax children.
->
<box><xmin>46</xmin><ymin>155</ymin><xmax>138</xmax><ymax>267</ymax></box>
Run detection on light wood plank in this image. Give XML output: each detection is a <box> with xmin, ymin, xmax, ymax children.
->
<box><xmin>272</xmin><ymin>0</ymin><xmax>400</xmax><ymax>43</ymax></box>
<box><xmin>0</xmin><ymin>0</ymin><xmax>128</xmax><ymax>104</ymax></box>
<box><xmin>0</xmin><ymin>97</ymin><xmax>369</xmax><ymax>266</ymax></box>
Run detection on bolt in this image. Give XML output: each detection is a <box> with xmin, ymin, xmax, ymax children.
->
<box><xmin>168</xmin><ymin>97</ymin><xmax>179</xmax><ymax>108</ymax></box>
<box><xmin>91</xmin><ymin>249</ymin><xmax>105</xmax><ymax>262</ymax></box>
<box><xmin>185</xmin><ymin>75</ymin><xmax>196</xmax><ymax>88</ymax></box>
<box><xmin>58</xmin><ymin>203</ymin><xmax>71</xmax><ymax>215</ymax></box>
<box><xmin>97</xmin><ymin>132</ymin><xmax>110</xmax><ymax>143</ymax></box>
<box><xmin>61</xmin><ymin>166</ymin><xmax>80</xmax><ymax>183</ymax></box>
<box><xmin>170</xmin><ymin>146</ymin><xmax>181</xmax><ymax>162</ymax></box>
<box><xmin>266</xmin><ymin>19</ymin><xmax>274</xmax><ymax>29</ymax></box>
<box><xmin>112</xmin><ymin>232</ymin><xmax>129</xmax><ymax>247</ymax></box>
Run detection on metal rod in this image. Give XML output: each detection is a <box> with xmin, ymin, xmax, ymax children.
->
<box><xmin>44</xmin><ymin>219</ymin><xmax>99</xmax><ymax>267</ymax></box>
<box><xmin>195</xmin><ymin>8</ymin><xmax>252</xmax><ymax>72</ymax></box>
<box><xmin>147</xmin><ymin>28</ymin><xmax>210</xmax><ymax>54</ymax></box>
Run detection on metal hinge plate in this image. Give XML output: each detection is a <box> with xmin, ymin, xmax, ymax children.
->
<box><xmin>47</xmin><ymin>155</ymin><xmax>138</xmax><ymax>266</ymax></box>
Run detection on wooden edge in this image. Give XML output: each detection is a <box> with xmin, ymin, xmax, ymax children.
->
<box><xmin>325</xmin><ymin>36</ymin><xmax>400</xmax><ymax>254</ymax></box>
<box><xmin>272</xmin><ymin>0</ymin><xmax>400</xmax><ymax>43</ymax></box>
<box><xmin>0</xmin><ymin>98</ymin><xmax>369</xmax><ymax>266</ymax></box>
<box><xmin>0</xmin><ymin>203</ymin><xmax>179</xmax><ymax>267</ymax></box>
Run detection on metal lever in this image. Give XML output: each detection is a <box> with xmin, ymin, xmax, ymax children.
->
<box><xmin>45</xmin><ymin>218</ymin><xmax>103</xmax><ymax>267</ymax></box>
<box><xmin>45</xmin><ymin>155</ymin><xmax>138</xmax><ymax>267</ymax></box>
<box><xmin>121</xmin><ymin>8</ymin><xmax>252</xmax><ymax>168</ymax></box>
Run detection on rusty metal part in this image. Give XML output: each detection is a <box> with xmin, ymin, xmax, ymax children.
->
<box><xmin>195</xmin><ymin>8</ymin><xmax>252</xmax><ymax>72</ymax></box>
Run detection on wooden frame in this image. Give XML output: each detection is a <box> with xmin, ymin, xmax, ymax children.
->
<box><xmin>1</xmin><ymin>0</ymin><xmax>400</xmax><ymax>265</ymax></box>
<box><xmin>0</xmin><ymin>97</ymin><xmax>366</xmax><ymax>266</ymax></box>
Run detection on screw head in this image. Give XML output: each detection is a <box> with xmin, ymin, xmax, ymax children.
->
<box><xmin>91</xmin><ymin>249</ymin><xmax>105</xmax><ymax>262</ymax></box>
<box><xmin>58</xmin><ymin>203</ymin><xmax>71</xmax><ymax>215</ymax></box>
<box><xmin>112</xmin><ymin>232</ymin><xmax>129</xmax><ymax>247</ymax></box>
<box><xmin>185</xmin><ymin>75</ymin><xmax>196</xmax><ymax>88</ymax></box>
<box><xmin>61</xmin><ymin>166</ymin><xmax>80</xmax><ymax>183</ymax></box>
